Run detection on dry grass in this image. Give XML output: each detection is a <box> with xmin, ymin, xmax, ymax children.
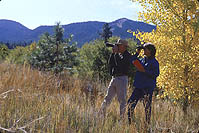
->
<box><xmin>0</xmin><ymin>63</ymin><xmax>198</xmax><ymax>133</ymax></box>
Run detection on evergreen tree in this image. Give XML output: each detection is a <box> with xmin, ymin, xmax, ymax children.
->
<box><xmin>29</xmin><ymin>23</ymin><xmax>78</xmax><ymax>74</ymax></box>
<box><xmin>100</xmin><ymin>23</ymin><xmax>112</xmax><ymax>43</ymax></box>
<box><xmin>54</xmin><ymin>22</ymin><xmax>64</xmax><ymax>73</ymax></box>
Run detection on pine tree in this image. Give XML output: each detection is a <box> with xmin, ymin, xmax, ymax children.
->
<box><xmin>100</xmin><ymin>23</ymin><xmax>112</xmax><ymax>43</ymax></box>
<box><xmin>29</xmin><ymin>23</ymin><xmax>78</xmax><ymax>74</ymax></box>
<box><xmin>54</xmin><ymin>22</ymin><xmax>64</xmax><ymax>74</ymax></box>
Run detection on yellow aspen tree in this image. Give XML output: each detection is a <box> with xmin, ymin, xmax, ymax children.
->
<box><xmin>131</xmin><ymin>0</ymin><xmax>199</xmax><ymax>113</ymax></box>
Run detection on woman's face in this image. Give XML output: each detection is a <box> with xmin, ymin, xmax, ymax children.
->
<box><xmin>144</xmin><ymin>47</ymin><xmax>151</xmax><ymax>57</ymax></box>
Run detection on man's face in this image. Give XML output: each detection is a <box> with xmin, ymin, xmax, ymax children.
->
<box><xmin>118</xmin><ymin>44</ymin><xmax>126</xmax><ymax>53</ymax></box>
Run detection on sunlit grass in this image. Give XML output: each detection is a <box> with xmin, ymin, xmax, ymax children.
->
<box><xmin>0</xmin><ymin>63</ymin><xmax>198</xmax><ymax>133</ymax></box>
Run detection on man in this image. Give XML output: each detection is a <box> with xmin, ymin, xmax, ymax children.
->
<box><xmin>99</xmin><ymin>39</ymin><xmax>132</xmax><ymax>118</ymax></box>
<box><xmin>128</xmin><ymin>43</ymin><xmax>160</xmax><ymax>126</ymax></box>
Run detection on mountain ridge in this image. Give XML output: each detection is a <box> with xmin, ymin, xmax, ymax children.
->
<box><xmin>0</xmin><ymin>18</ymin><xmax>156</xmax><ymax>47</ymax></box>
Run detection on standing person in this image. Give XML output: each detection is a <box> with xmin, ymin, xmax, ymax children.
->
<box><xmin>99</xmin><ymin>39</ymin><xmax>132</xmax><ymax>119</ymax></box>
<box><xmin>127</xmin><ymin>43</ymin><xmax>160</xmax><ymax>126</ymax></box>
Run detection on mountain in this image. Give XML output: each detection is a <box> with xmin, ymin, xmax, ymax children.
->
<box><xmin>0</xmin><ymin>18</ymin><xmax>156</xmax><ymax>47</ymax></box>
<box><xmin>0</xmin><ymin>20</ymin><xmax>32</xmax><ymax>42</ymax></box>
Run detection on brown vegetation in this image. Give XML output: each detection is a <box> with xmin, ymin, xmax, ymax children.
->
<box><xmin>0</xmin><ymin>63</ymin><xmax>198</xmax><ymax>132</ymax></box>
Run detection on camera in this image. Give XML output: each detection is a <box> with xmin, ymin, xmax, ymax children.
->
<box><xmin>105</xmin><ymin>42</ymin><xmax>116</xmax><ymax>47</ymax></box>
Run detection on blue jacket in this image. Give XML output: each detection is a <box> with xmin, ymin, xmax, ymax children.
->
<box><xmin>132</xmin><ymin>54</ymin><xmax>160</xmax><ymax>91</ymax></box>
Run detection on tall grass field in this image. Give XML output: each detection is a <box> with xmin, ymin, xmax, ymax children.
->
<box><xmin>0</xmin><ymin>63</ymin><xmax>198</xmax><ymax>133</ymax></box>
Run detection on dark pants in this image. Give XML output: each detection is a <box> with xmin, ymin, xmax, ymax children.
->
<box><xmin>127</xmin><ymin>87</ymin><xmax>153</xmax><ymax>125</ymax></box>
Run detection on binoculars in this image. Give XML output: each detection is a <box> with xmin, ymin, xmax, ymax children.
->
<box><xmin>105</xmin><ymin>42</ymin><xmax>117</xmax><ymax>47</ymax></box>
<box><xmin>105</xmin><ymin>42</ymin><xmax>145</xmax><ymax>50</ymax></box>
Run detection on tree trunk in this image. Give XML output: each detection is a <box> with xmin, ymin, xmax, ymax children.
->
<box><xmin>55</xmin><ymin>41</ymin><xmax>59</xmax><ymax>74</ymax></box>
<box><xmin>183</xmin><ymin>65</ymin><xmax>189</xmax><ymax>116</ymax></box>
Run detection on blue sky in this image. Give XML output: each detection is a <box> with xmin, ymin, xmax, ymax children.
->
<box><xmin>0</xmin><ymin>0</ymin><xmax>142</xmax><ymax>29</ymax></box>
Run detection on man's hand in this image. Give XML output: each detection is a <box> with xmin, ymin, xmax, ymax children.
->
<box><xmin>112</xmin><ymin>45</ymin><xmax>118</xmax><ymax>53</ymax></box>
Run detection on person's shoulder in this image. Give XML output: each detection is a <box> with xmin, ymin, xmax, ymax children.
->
<box><xmin>148</xmin><ymin>57</ymin><xmax>158</xmax><ymax>63</ymax></box>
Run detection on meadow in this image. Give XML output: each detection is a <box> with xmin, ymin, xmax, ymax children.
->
<box><xmin>0</xmin><ymin>63</ymin><xmax>198</xmax><ymax>133</ymax></box>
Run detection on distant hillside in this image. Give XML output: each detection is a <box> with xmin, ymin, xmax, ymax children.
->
<box><xmin>0</xmin><ymin>18</ymin><xmax>156</xmax><ymax>47</ymax></box>
<box><xmin>0</xmin><ymin>20</ymin><xmax>32</xmax><ymax>42</ymax></box>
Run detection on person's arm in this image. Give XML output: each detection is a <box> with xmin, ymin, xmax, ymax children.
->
<box><xmin>131</xmin><ymin>48</ymin><xmax>141</xmax><ymax>61</ymax></box>
<box><xmin>131</xmin><ymin>52</ymin><xmax>139</xmax><ymax>61</ymax></box>
<box><xmin>132</xmin><ymin>60</ymin><xmax>145</xmax><ymax>72</ymax></box>
<box><xmin>108</xmin><ymin>45</ymin><xmax>119</xmax><ymax>75</ymax></box>
<box><xmin>131</xmin><ymin>50</ymin><xmax>145</xmax><ymax>72</ymax></box>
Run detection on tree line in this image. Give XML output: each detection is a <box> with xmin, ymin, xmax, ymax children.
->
<box><xmin>0</xmin><ymin>22</ymin><xmax>138</xmax><ymax>83</ymax></box>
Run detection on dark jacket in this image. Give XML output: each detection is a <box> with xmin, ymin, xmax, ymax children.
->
<box><xmin>132</xmin><ymin>54</ymin><xmax>160</xmax><ymax>91</ymax></box>
<box><xmin>108</xmin><ymin>50</ymin><xmax>132</xmax><ymax>76</ymax></box>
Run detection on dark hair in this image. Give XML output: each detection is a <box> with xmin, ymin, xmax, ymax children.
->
<box><xmin>143</xmin><ymin>43</ymin><xmax>156</xmax><ymax>57</ymax></box>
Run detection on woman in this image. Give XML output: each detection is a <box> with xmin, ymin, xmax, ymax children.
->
<box><xmin>128</xmin><ymin>42</ymin><xmax>160</xmax><ymax>126</ymax></box>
